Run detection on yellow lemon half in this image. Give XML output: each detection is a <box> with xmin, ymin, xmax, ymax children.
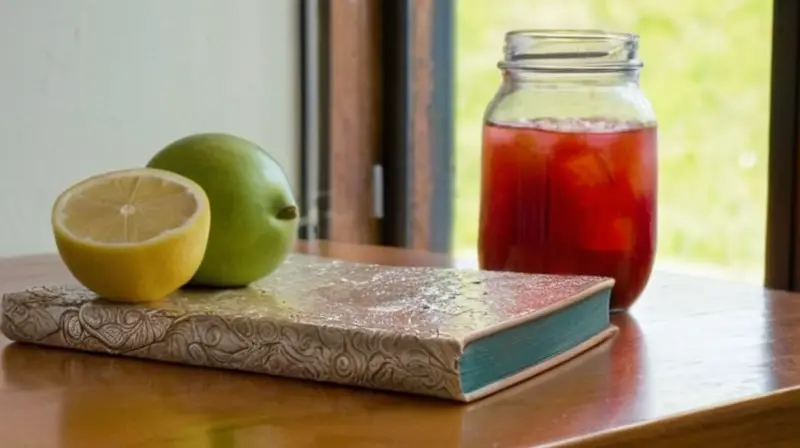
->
<box><xmin>52</xmin><ymin>168</ymin><xmax>211</xmax><ymax>302</ymax></box>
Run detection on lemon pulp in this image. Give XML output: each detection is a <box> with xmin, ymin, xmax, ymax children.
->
<box><xmin>52</xmin><ymin>168</ymin><xmax>211</xmax><ymax>302</ymax></box>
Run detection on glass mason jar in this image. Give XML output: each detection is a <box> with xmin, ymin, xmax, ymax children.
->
<box><xmin>478</xmin><ymin>30</ymin><xmax>657</xmax><ymax>311</ymax></box>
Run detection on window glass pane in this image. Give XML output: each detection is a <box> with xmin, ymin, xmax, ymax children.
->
<box><xmin>454</xmin><ymin>0</ymin><xmax>773</xmax><ymax>283</ymax></box>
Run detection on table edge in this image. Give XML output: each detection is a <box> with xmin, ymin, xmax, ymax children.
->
<box><xmin>553</xmin><ymin>385</ymin><xmax>800</xmax><ymax>447</ymax></box>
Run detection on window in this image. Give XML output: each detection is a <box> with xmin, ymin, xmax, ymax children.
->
<box><xmin>301</xmin><ymin>0</ymin><xmax>800</xmax><ymax>292</ymax></box>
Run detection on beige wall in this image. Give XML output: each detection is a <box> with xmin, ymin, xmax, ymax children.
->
<box><xmin>0</xmin><ymin>0</ymin><xmax>300</xmax><ymax>257</ymax></box>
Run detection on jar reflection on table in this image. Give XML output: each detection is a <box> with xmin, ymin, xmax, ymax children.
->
<box><xmin>478</xmin><ymin>30</ymin><xmax>658</xmax><ymax>311</ymax></box>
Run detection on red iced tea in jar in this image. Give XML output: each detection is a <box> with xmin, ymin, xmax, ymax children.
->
<box><xmin>478</xmin><ymin>118</ymin><xmax>657</xmax><ymax>310</ymax></box>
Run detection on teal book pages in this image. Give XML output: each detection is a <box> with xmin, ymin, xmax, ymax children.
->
<box><xmin>0</xmin><ymin>254</ymin><xmax>617</xmax><ymax>402</ymax></box>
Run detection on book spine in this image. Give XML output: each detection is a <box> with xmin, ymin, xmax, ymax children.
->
<box><xmin>1</xmin><ymin>291</ymin><xmax>464</xmax><ymax>400</ymax></box>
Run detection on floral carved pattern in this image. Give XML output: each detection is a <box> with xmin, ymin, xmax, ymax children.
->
<box><xmin>1</xmin><ymin>285</ymin><xmax>464</xmax><ymax>400</ymax></box>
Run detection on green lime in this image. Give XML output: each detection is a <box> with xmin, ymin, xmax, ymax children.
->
<box><xmin>147</xmin><ymin>133</ymin><xmax>298</xmax><ymax>287</ymax></box>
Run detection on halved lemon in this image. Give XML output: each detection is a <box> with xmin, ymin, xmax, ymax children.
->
<box><xmin>52</xmin><ymin>168</ymin><xmax>211</xmax><ymax>302</ymax></box>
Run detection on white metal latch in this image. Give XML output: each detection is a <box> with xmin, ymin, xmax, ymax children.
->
<box><xmin>372</xmin><ymin>164</ymin><xmax>384</xmax><ymax>219</ymax></box>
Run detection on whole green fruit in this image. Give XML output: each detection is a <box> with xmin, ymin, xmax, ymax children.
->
<box><xmin>147</xmin><ymin>133</ymin><xmax>298</xmax><ymax>287</ymax></box>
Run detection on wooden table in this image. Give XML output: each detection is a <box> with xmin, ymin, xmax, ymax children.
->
<box><xmin>1</xmin><ymin>241</ymin><xmax>799</xmax><ymax>447</ymax></box>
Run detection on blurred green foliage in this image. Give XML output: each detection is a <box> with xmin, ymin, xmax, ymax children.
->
<box><xmin>454</xmin><ymin>0</ymin><xmax>772</xmax><ymax>281</ymax></box>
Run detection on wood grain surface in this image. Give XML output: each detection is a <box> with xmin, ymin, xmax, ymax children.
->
<box><xmin>327</xmin><ymin>0</ymin><xmax>383</xmax><ymax>244</ymax></box>
<box><xmin>0</xmin><ymin>241</ymin><xmax>799</xmax><ymax>447</ymax></box>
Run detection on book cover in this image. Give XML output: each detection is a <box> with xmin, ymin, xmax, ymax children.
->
<box><xmin>0</xmin><ymin>253</ymin><xmax>617</xmax><ymax>402</ymax></box>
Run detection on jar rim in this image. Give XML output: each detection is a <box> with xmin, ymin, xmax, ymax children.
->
<box><xmin>500</xmin><ymin>29</ymin><xmax>642</xmax><ymax>74</ymax></box>
<box><xmin>505</xmin><ymin>29</ymin><xmax>638</xmax><ymax>42</ymax></box>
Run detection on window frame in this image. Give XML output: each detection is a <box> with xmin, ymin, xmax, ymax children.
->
<box><xmin>299</xmin><ymin>0</ymin><xmax>454</xmax><ymax>253</ymax></box>
<box><xmin>766</xmin><ymin>0</ymin><xmax>800</xmax><ymax>290</ymax></box>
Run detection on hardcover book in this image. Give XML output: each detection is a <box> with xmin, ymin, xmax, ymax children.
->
<box><xmin>1</xmin><ymin>253</ymin><xmax>617</xmax><ymax>402</ymax></box>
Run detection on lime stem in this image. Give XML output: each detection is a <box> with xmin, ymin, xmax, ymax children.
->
<box><xmin>277</xmin><ymin>205</ymin><xmax>299</xmax><ymax>221</ymax></box>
